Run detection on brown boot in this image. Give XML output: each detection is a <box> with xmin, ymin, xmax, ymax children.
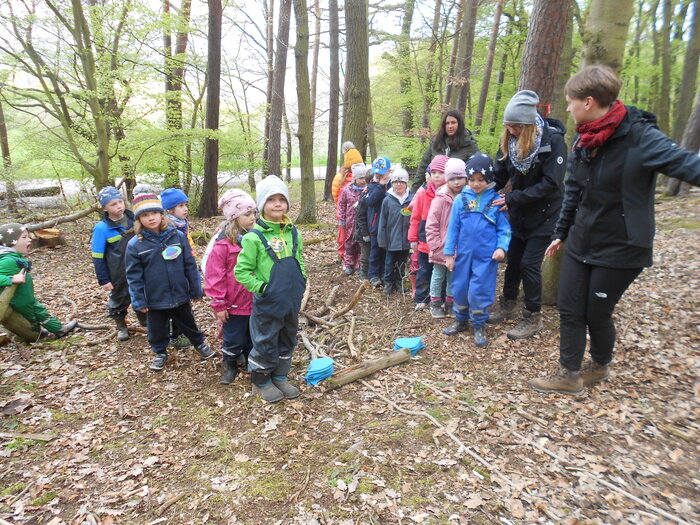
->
<box><xmin>487</xmin><ymin>297</ymin><xmax>517</xmax><ymax>324</ymax></box>
<box><xmin>580</xmin><ymin>360</ymin><xmax>610</xmax><ymax>385</ymax></box>
<box><xmin>507</xmin><ymin>309</ymin><xmax>542</xmax><ymax>339</ymax></box>
<box><xmin>529</xmin><ymin>366</ymin><xmax>584</xmax><ymax>396</ymax></box>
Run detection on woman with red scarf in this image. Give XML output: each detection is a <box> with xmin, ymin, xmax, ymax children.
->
<box><xmin>530</xmin><ymin>65</ymin><xmax>700</xmax><ymax>396</ymax></box>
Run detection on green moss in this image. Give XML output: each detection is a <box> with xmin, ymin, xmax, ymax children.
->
<box><xmin>403</xmin><ymin>494</ymin><xmax>431</xmax><ymax>508</ymax></box>
<box><xmin>657</xmin><ymin>217</ymin><xmax>700</xmax><ymax>230</ymax></box>
<box><xmin>427</xmin><ymin>408</ymin><xmax>448</xmax><ymax>423</ymax></box>
<box><xmin>31</xmin><ymin>490</ymin><xmax>56</xmax><ymax>506</ymax></box>
<box><xmin>5</xmin><ymin>438</ymin><xmax>37</xmax><ymax>450</ymax></box>
<box><xmin>0</xmin><ymin>483</ymin><xmax>25</xmax><ymax>496</ymax></box>
<box><xmin>245</xmin><ymin>472</ymin><xmax>291</xmax><ymax>502</ymax></box>
<box><xmin>86</xmin><ymin>367</ymin><xmax>125</xmax><ymax>381</ymax></box>
<box><xmin>355</xmin><ymin>480</ymin><xmax>377</xmax><ymax>494</ymax></box>
<box><xmin>9</xmin><ymin>380</ymin><xmax>40</xmax><ymax>393</ymax></box>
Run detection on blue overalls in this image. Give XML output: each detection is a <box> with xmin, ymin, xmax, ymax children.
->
<box><xmin>447</xmin><ymin>187</ymin><xmax>511</xmax><ymax>329</ymax></box>
<box><xmin>247</xmin><ymin>226</ymin><xmax>306</xmax><ymax>384</ymax></box>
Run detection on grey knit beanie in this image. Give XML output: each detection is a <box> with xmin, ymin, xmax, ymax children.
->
<box><xmin>503</xmin><ymin>90</ymin><xmax>540</xmax><ymax>125</ymax></box>
<box><xmin>256</xmin><ymin>175</ymin><xmax>290</xmax><ymax>213</ymax></box>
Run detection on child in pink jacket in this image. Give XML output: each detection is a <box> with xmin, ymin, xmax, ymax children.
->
<box><xmin>338</xmin><ymin>163</ymin><xmax>367</xmax><ymax>275</ymax></box>
<box><xmin>205</xmin><ymin>189</ymin><xmax>257</xmax><ymax>385</ymax></box>
<box><xmin>425</xmin><ymin>158</ymin><xmax>468</xmax><ymax>319</ymax></box>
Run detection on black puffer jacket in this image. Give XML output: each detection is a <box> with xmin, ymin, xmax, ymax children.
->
<box><xmin>554</xmin><ymin>106</ymin><xmax>700</xmax><ymax>269</ymax></box>
<box><xmin>412</xmin><ymin>131</ymin><xmax>479</xmax><ymax>192</ymax></box>
<box><xmin>494</xmin><ymin>118</ymin><xmax>567</xmax><ymax>238</ymax></box>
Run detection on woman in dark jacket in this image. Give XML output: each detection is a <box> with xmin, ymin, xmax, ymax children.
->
<box><xmin>490</xmin><ymin>90</ymin><xmax>567</xmax><ymax>340</ymax></box>
<box><xmin>412</xmin><ymin>109</ymin><xmax>478</xmax><ymax>192</ymax></box>
<box><xmin>530</xmin><ymin>65</ymin><xmax>700</xmax><ymax>396</ymax></box>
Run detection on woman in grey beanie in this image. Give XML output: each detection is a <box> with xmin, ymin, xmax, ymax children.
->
<box><xmin>489</xmin><ymin>90</ymin><xmax>567</xmax><ymax>341</ymax></box>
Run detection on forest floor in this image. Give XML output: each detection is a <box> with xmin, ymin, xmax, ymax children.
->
<box><xmin>0</xmin><ymin>194</ymin><xmax>699</xmax><ymax>525</ymax></box>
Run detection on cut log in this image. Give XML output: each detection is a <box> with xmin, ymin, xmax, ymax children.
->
<box><xmin>324</xmin><ymin>348</ymin><xmax>411</xmax><ymax>391</ymax></box>
<box><xmin>26</xmin><ymin>203</ymin><xmax>100</xmax><ymax>232</ymax></box>
<box><xmin>0</xmin><ymin>284</ymin><xmax>40</xmax><ymax>342</ymax></box>
<box><xmin>33</xmin><ymin>228</ymin><xmax>63</xmax><ymax>248</ymax></box>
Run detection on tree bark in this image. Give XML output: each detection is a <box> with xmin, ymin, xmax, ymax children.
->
<box><xmin>582</xmin><ymin>0</ymin><xmax>635</xmax><ymax>73</ymax></box>
<box><xmin>310</xmin><ymin>0</ymin><xmax>321</xmax><ymax>122</ymax></box>
<box><xmin>324</xmin><ymin>0</ymin><xmax>340</xmax><ymax>201</ymax></box>
<box><xmin>551</xmin><ymin>15</ymin><xmax>574</xmax><ymax>125</ymax></box>
<box><xmin>488</xmin><ymin>14</ymin><xmax>513</xmax><ymax>134</ymax></box>
<box><xmin>293</xmin><ymin>0</ymin><xmax>316</xmax><ymax>224</ymax></box>
<box><xmin>421</xmin><ymin>0</ymin><xmax>443</xmax><ymax>133</ymax></box>
<box><xmin>398</xmin><ymin>0</ymin><xmax>416</xmax><ymax>134</ymax></box>
<box><xmin>342</xmin><ymin>0</ymin><xmax>370</xmax><ymax>154</ymax></box>
<box><xmin>267</xmin><ymin>0</ymin><xmax>292</xmax><ymax>177</ymax></box>
<box><xmin>666</xmin><ymin>94</ymin><xmax>700</xmax><ymax>196</ymax></box>
<box><xmin>672</xmin><ymin>0</ymin><xmax>700</xmax><ymax>142</ymax></box>
<box><xmin>284</xmin><ymin>109</ymin><xmax>293</xmax><ymax>183</ymax></box>
<box><xmin>444</xmin><ymin>0</ymin><xmax>464</xmax><ymax>108</ymax></box>
<box><xmin>450</xmin><ymin>0</ymin><xmax>477</xmax><ymax>116</ymax></box>
<box><xmin>657</xmin><ymin>0</ymin><xmax>673</xmax><ymax>133</ymax></box>
<box><xmin>0</xmin><ymin>97</ymin><xmax>16</xmax><ymax>213</ymax></box>
<box><xmin>475</xmin><ymin>0</ymin><xmax>504</xmax><ymax>130</ymax></box>
<box><xmin>197</xmin><ymin>0</ymin><xmax>222</xmax><ymax>218</ymax></box>
<box><xmin>262</xmin><ymin>0</ymin><xmax>275</xmax><ymax>171</ymax></box>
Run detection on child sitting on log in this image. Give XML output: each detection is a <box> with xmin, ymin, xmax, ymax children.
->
<box><xmin>0</xmin><ymin>223</ymin><xmax>77</xmax><ymax>339</ymax></box>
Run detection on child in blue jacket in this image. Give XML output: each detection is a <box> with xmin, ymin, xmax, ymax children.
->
<box><xmin>443</xmin><ymin>154</ymin><xmax>511</xmax><ymax>347</ymax></box>
<box><xmin>91</xmin><ymin>186</ymin><xmax>142</xmax><ymax>341</ymax></box>
<box><xmin>125</xmin><ymin>193</ymin><xmax>214</xmax><ymax>371</ymax></box>
<box><xmin>365</xmin><ymin>156</ymin><xmax>391</xmax><ymax>287</ymax></box>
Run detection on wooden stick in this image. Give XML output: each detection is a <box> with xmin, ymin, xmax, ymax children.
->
<box><xmin>347</xmin><ymin>313</ymin><xmax>358</xmax><ymax>359</ymax></box>
<box><xmin>156</xmin><ymin>492</ymin><xmax>187</xmax><ymax>516</ymax></box>
<box><xmin>300</xmin><ymin>282</ymin><xmax>311</xmax><ymax>312</ymax></box>
<box><xmin>0</xmin><ymin>431</ymin><xmax>56</xmax><ymax>442</ymax></box>
<box><xmin>26</xmin><ymin>203</ymin><xmax>100</xmax><ymax>232</ymax></box>
<box><xmin>300</xmin><ymin>312</ymin><xmax>338</xmax><ymax>327</ymax></box>
<box><xmin>325</xmin><ymin>349</ymin><xmax>411</xmax><ymax>391</ymax></box>
<box><xmin>303</xmin><ymin>235</ymin><xmax>333</xmax><ymax>246</ymax></box>
<box><xmin>329</xmin><ymin>281</ymin><xmax>370</xmax><ymax>320</ymax></box>
<box><xmin>309</xmin><ymin>285</ymin><xmax>340</xmax><ymax>317</ymax></box>
<box><xmin>299</xmin><ymin>331</ymin><xmax>320</xmax><ymax>360</ymax></box>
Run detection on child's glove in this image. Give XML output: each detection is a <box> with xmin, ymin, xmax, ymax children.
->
<box><xmin>363</xmin><ymin>236</ymin><xmax>370</xmax><ymax>242</ymax></box>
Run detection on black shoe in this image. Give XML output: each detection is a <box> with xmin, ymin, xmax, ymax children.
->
<box><xmin>150</xmin><ymin>353</ymin><xmax>167</xmax><ymax>371</ymax></box>
<box><xmin>443</xmin><ymin>320</ymin><xmax>470</xmax><ymax>336</ymax></box>
<box><xmin>195</xmin><ymin>342</ymin><xmax>215</xmax><ymax>359</ymax></box>
<box><xmin>53</xmin><ymin>319</ymin><xmax>78</xmax><ymax>339</ymax></box>
<box><xmin>220</xmin><ymin>360</ymin><xmax>239</xmax><ymax>385</ymax></box>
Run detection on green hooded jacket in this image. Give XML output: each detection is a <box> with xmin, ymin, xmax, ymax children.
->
<box><xmin>234</xmin><ymin>217</ymin><xmax>306</xmax><ymax>294</ymax></box>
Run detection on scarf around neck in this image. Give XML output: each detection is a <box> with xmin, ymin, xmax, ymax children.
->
<box><xmin>168</xmin><ymin>213</ymin><xmax>189</xmax><ymax>233</ymax></box>
<box><xmin>508</xmin><ymin>113</ymin><xmax>544</xmax><ymax>173</ymax></box>
<box><xmin>575</xmin><ymin>99</ymin><xmax>627</xmax><ymax>151</ymax></box>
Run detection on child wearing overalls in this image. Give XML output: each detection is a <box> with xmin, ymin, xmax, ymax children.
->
<box><xmin>234</xmin><ymin>176</ymin><xmax>307</xmax><ymax>403</ymax></box>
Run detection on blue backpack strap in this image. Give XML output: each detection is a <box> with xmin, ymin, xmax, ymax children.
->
<box><xmin>461</xmin><ymin>192</ymin><xmax>469</xmax><ymax>211</ymax></box>
<box><xmin>251</xmin><ymin>229</ymin><xmax>279</xmax><ymax>263</ymax></box>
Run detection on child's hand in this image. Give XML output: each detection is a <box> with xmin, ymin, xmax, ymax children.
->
<box><xmin>215</xmin><ymin>310</ymin><xmax>229</xmax><ymax>323</ymax></box>
<box><xmin>11</xmin><ymin>269</ymin><xmax>26</xmax><ymax>284</ymax></box>
<box><xmin>102</xmin><ymin>282</ymin><xmax>114</xmax><ymax>292</ymax></box>
<box><xmin>445</xmin><ymin>255</ymin><xmax>455</xmax><ymax>271</ymax></box>
<box><xmin>492</xmin><ymin>248</ymin><xmax>506</xmax><ymax>261</ymax></box>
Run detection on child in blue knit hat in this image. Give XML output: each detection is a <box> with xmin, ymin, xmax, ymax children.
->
<box><xmin>91</xmin><ymin>186</ymin><xmax>142</xmax><ymax>341</ymax></box>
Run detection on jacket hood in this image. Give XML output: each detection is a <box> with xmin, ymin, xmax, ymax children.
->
<box><xmin>256</xmin><ymin>216</ymin><xmax>293</xmax><ymax>233</ymax></box>
<box><xmin>214</xmin><ymin>235</ymin><xmax>243</xmax><ymax>254</ymax></box>
<box><xmin>0</xmin><ymin>246</ymin><xmax>17</xmax><ymax>257</ymax></box>
<box><xmin>544</xmin><ymin>117</ymin><xmax>567</xmax><ymax>137</ymax></box>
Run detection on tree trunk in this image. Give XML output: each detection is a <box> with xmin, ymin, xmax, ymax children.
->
<box><xmin>551</xmin><ymin>15</ymin><xmax>574</xmax><ymax>125</ymax></box>
<box><xmin>657</xmin><ymin>0</ymin><xmax>673</xmax><ymax>133</ymax></box>
<box><xmin>0</xmin><ymin>97</ymin><xmax>16</xmax><ymax>214</ymax></box>
<box><xmin>475</xmin><ymin>0</ymin><xmax>504</xmax><ymax>131</ymax></box>
<box><xmin>324</xmin><ymin>0</ymin><xmax>340</xmax><ymax>201</ymax></box>
<box><xmin>367</xmin><ymin>95</ymin><xmax>377</xmax><ymax>160</ymax></box>
<box><xmin>488</xmin><ymin>15</ymin><xmax>512</xmax><ymax>134</ymax></box>
<box><xmin>629</xmin><ymin>0</ymin><xmax>644</xmax><ymax>105</ymax></box>
<box><xmin>263</xmin><ymin>0</ymin><xmax>275</xmax><ymax>171</ymax></box>
<box><xmin>267</xmin><ymin>0</ymin><xmax>292</xmax><ymax>177</ymax></box>
<box><xmin>310</xmin><ymin>0</ymin><xmax>321</xmax><ymax>122</ymax></box>
<box><xmin>666</xmin><ymin>94</ymin><xmax>700</xmax><ymax>196</ymax></box>
<box><xmin>293</xmin><ymin>0</ymin><xmax>316</xmax><ymax>224</ymax></box>
<box><xmin>450</xmin><ymin>0</ymin><xmax>477</xmax><ymax>116</ymax></box>
<box><xmin>647</xmin><ymin>0</ymin><xmax>661</xmax><ymax>113</ymax></box>
<box><xmin>197</xmin><ymin>0</ymin><xmax>222</xmax><ymax>218</ymax></box>
<box><xmin>444</xmin><ymin>0</ymin><xmax>464</xmax><ymax>108</ymax></box>
<box><xmin>342</xmin><ymin>0</ymin><xmax>370</xmax><ymax>154</ymax></box>
<box><xmin>284</xmin><ymin>109</ymin><xmax>293</xmax><ymax>183</ymax></box>
<box><xmin>672</xmin><ymin>0</ymin><xmax>700</xmax><ymax>142</ymax></box>
<box><xmin>582</xmin><ymin>0</ymin><xmax>635</xmax><ymax>73</ymax></box>
<box><xmin>398</xmin><ymin>0</ymin><xmax>416</xmax><ymax>134</ymax></box>
<box><xmin>421</xmin><ymin>0</ymin><xmax>443</xmax><ymax>133</ymax></box>
<box><xmin>518</xmin><ymin>0</ymin><xmax>570</xmax><ymax>113</ymax></box>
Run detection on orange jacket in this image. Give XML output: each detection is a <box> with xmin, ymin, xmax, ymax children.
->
<box><xmin>332</xmin><ymin>168</ymin><xmax>353</xmax><ymax>203</ymax></box>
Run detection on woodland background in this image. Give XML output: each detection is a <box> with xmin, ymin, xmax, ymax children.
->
<box><xmin>0</xmin><ymin>0</ymin><xmax>699</xmax><ymax>222</ymax></box>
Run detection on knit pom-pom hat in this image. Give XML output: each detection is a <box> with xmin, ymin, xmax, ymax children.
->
<box><xmin>132</xmin><ymin>193</ymin><xmax>164</xmax><ymax>218</ymax></box>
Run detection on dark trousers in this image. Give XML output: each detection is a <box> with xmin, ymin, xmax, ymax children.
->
<box><xmin>108</xmin><ymin>283</ymin><xmax>131</xmax><ymax>319</ymax></box>
<box><xmin>222</xmin><ymin>314</ymin><xmax>252</xmax><ymax>363</ymax></box>
<box><xmin>557</xmin><ymin>253</ymin><xmax>642</xmax><ymax>371</ymax></box>
<box><xmin>147</xmin><ymin>302</ymin><xmax>205</xmax><ymax>354</ymax></box>
<box><xmin>384</xmin><ymin>249</ymin><xmax>409</xmax><ymax>284</ymax></box>
<box><xmin>414</xmin><ymin>251</ymin><xmax>433</xmax><ymax>304</ymax></box>
<box><xmin>502</xmin><ymin>235</ymin><xmax>550</xmax><ymax>312</ymax></box>
<box><xmin>368</xmin><ymin>235</ymin><xmax>386</xmax><ymax>280</ymax></box>
<box><xmin>248</xmin><ymin>310</ymin><xmax>298</xmax><ymax>377</ymax></box>
<box><xmin>359</xmin><ymin>242</ymin><xmax>370</xmax><ymax>276</ymax></box>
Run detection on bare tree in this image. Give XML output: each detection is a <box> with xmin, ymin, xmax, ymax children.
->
<box><xmin>398</xmin><ymin>0</ymin><xmax>416</xmax><ymax>134</ymax></box>
<box><xmin>323</xmin><ymin>0</ymin><xmax>340</xmax><ymax>201</ymax></box>
<box><xmin>342</xmin><ymin>0</ymin><xmax>370</xmax><ymax>154</ymax></box>
<box><xmin>667</xmin><ymin>94</ymin><xmax>700</xmax><ymax>195</ymax></box>
<box><xmin>475</xmin><ymin>0</ymin><xmax>504</xmax><ymax>130</ymax></box>
<box><xmin>267</xmin><ymin>0</ymin><xmax>292</xmax><ymax>176</ymax></box>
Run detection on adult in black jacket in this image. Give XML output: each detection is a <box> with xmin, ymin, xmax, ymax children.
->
<box><xmin>491</xmin><ymin>90</ymin><xmax>567</xmax><ymax>340</ymax></box>
<box><xmin>530</xmin><ymin>65</ymin><xmax>700</xmax><ymax>396</ymax></box>
<box><xmin>412</xmin><ymin>109</ymin><xmax>478</xmax><ymax>192</ymax></box>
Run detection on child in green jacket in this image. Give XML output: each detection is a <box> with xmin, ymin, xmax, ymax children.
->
<box><xmin>234</xmin><ymin>175</ymin><xmax>307</xmax><ymax>403</ymax></box>
<box><xmin>0</xmin><ymin>223</ymin><xmax>77</xmax><ymax>339</ymax></box>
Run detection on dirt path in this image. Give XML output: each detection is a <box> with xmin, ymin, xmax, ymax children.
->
<box><xmin>1</xmin><ymin>196</ymin><xmax>698</xmax><ymax>524</ymax></box>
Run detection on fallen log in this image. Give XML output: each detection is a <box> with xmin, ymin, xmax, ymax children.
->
<box><xmin>0</xmin><ymin>186</ymin><xmax>61</xmax><ymax>200</ymax></box>
<box><xmin>26</xmin><ymin>203</ymin><xmax>100</xmax><ymax>232</ymax></box>
<box><xmin>324</xmin><ymin>348</ymin><xmax>411</xmax><ymax>391</ymax></box>
<box><xmin>0</xmin><ymin>283</ymin><xmax>40</xmax><ymax>343</ymax></box>
<box><xmin>0</xmin><ymin>431</ymin><xmax>56</xmax><ymax>442</ymax></box>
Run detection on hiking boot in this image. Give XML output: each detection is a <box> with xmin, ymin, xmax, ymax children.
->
<box><xmin>443</xmin><ymin>302</ymin><xmax>455</xmax><ymax>317</ymax></box>
<box><xmin>414</xmin><ymin>302</ymin><xmax>427</xmax><ymax>312</ymax></box>
<box><xmin>195</xmin><ymin>342</ymin><xmax>215</xmax><ymax>359</ymax></box>
<box><xmin>487</xmin><ymin>297</ymin><xmax>517</xmax><ymax>324</ymax></box>
<box><xmin>370</xmin><ymin>277</ymin><xmax>382</xmax><ymax>288</ymax></box>
<box><xmin>507</xmin><ymin>310</ymin><xmax>543</xmax><ymax>339</ymax></box>
<box><xmin>272</xmin><ymin>377</ymin><xmax>300</xmax><ymax>399</ymax></box>
<box><xmin>115</xmin><ymin>317</ymin><xmax>129</xmax><ymax>341</ymax></box>
<box><xmin>170</xmin><ymin>334</ymin><xmax>192</xmax><ymax>349</ymax></box>
<box><xmin>220</xmin><ymin>360</ymin><xmax>239</xmax><ymax>385</ymax></box>
<box><xmin>383</xmin><ymin>281</ymin><xmax>394</xmax><ymax>295</ymax></box>
<box><xmin>580</xmin><ymin>360</ymin><xmax>610</xmax><ymax>386</ymax></box>
<box><xmin>474</xmin><ymin>328</ymin><xmax>488</xmax><ymax>347</ymax></box>
<box><xmin>443</xmin><ymin>320</ymin><xmax>469</xmax><ymax>336</ymax></box>
<box><xmin>529</xmin><ymin>366</ymin><xmax>584</xmax><ymax>396</ymax></box>
<box><xmin>135</xmin><ymin>310</ymin><xmax>148</xmax><ymax>327</ymax></box>
<box><xmin>430</xmin><ymin>302</ymin><xmax>446</xmax><ymax>319</ymax></box>
<box><xmin>252</xmin><ymin>382</ymin><xmax>284</xmax><ymax>403</ymax></box>
<box><xmin>150</xmin><ymin>353</ymin><xmax>167</xmax><ymax>371</ymax></box>
<box><xmin>343</xmin><ymin>266</ymin><xmax>354</xmax><ymax>276</ymax></box>
<box><xmin>54</xmin><ymin>319</ymin><xmax>78</xmax><ymax>339</ymax></box>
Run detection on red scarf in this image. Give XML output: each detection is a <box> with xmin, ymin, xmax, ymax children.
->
<box><xmin>576</xmin><ymin>100</ymin><xmax>627</xmax><ymax>150</ymax></box>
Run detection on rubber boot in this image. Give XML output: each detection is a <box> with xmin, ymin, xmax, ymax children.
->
<box><xmin>507</xmin><ymin>310</ymin><xmax>543</xmax><ymax>340</ymax></box>
<box><xmin>251</xmin><ymin>373</ymin><xmax>284</xmax><ymax>403</ymax></box>
<box><xmin>53</xmin><ymin>319</ymin><xmax>78</xmax><ymax>339</ymax></box>
<box><xmin>383</xmin><ymin>281</ymin><xmax>394</xmax><ymax>295</ymax></box>
<box><xmin>220</xmin><ymin>360</ymin><xmax>239</xmax><ymax>385</ymax></box>
<box><xmin>580</xmin><ymin>360</ymin><xmax>610</xmax><ymax>386</ymax></box>
<box><xmin>135</xmin><ymin>310</ymin><xmax>148</xmax><ymax>327</ymax></box>
<box><xmin>529</xmin><ymin>366</ymin><xmax>584</xmax><ymax>396</ymax></box>
<box><xmin>115</xmin><ymin>317</ymin><xmax>129</xmax><ymax>341</ymax></box>
<box><xmin>487</xmin><ymin>297</ymin><xmax>517</xmax><ymax>324</ymax></box>
<box><xmin>271</xmin><ymin>376</ymin><xmax>300</xmax><ymax>399</ymax></box>
<box><xmin>473</xmin><ymin>328</ymin><xmax>488</xmax><ymax>347</ymax></box>
<box><xmin>443</xmin><ymin>320</ymin><xmax>470</xmax><ymax>336</ymax></box>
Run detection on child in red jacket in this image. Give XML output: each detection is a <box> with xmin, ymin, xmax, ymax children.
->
<box><xmin>205</xmin><ymin>189</ymin><xmax>257</xmax><ymax>385</ymax></box>
<box><xmin>408</xmin><ymin>155</ymin><xmax>448</xmax><ymax>311</ymax></box>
